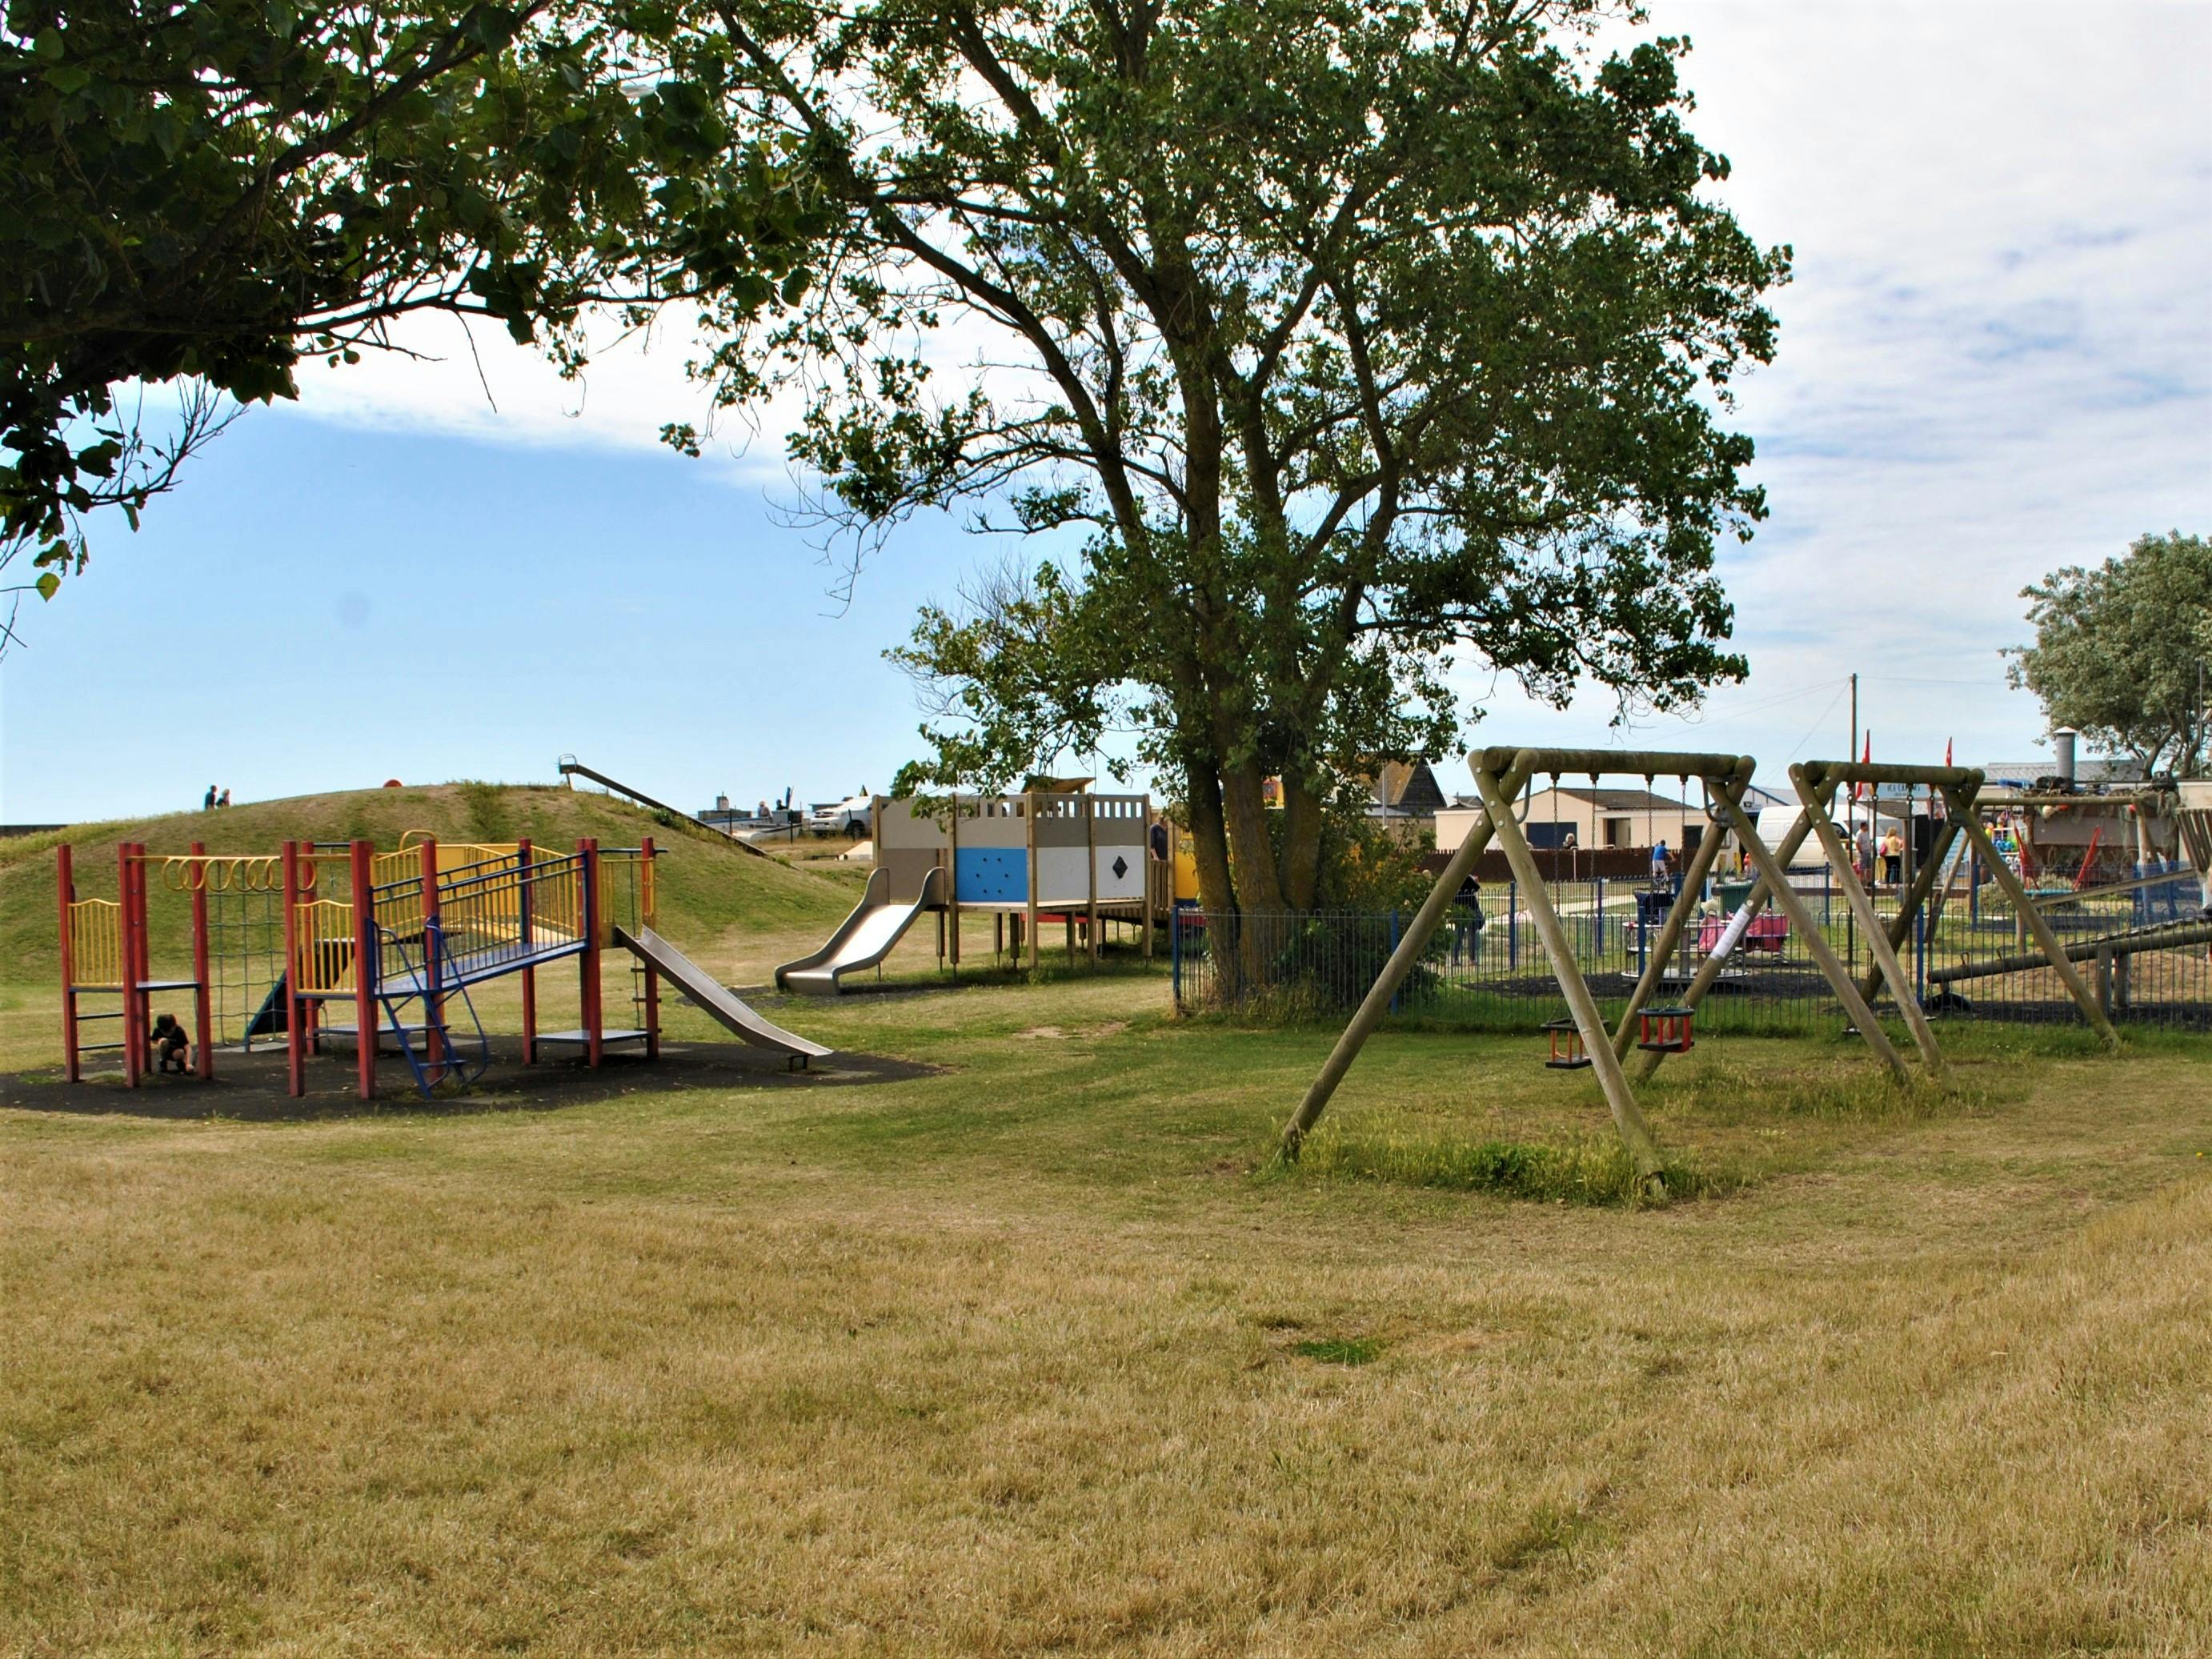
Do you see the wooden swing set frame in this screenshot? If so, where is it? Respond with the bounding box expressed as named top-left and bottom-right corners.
top-left (1276, 747), bottom-right (2122, 1197)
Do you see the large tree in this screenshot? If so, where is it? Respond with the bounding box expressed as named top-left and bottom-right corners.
top-left (1, 0), bottom-right (819, 641)
top-left (653, 0), bottom-right (1785, 972)
top-left (2010, 531), bottom-right (2212, 779)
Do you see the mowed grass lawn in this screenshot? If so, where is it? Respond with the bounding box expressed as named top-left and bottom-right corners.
top-left (4, 917), bottom-right (2211, 1654)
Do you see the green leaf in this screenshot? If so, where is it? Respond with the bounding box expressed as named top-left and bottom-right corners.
top-left (36, 572), bottom-right (61, 601)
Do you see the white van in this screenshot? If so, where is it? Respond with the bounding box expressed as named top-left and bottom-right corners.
top-left (807, 795), bottom-right (873, 836)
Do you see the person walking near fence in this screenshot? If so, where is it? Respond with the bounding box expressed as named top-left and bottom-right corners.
top-left (1449, 873), bottom-right (1485, 966)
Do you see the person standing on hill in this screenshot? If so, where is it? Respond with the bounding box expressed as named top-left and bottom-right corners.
top-left (202, 784), bottom-right (216, 811)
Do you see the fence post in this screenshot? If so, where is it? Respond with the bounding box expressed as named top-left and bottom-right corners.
top-left (1170, 907), bottom-right (1183, 1006)
top-left (351, 840), bottom-right (377, 1100)
top-left (2094, 947), bottom-right (2112, 1020)
top-left (1914, 903), bottom-right (1926, 1007)
top-left (1593, 876), bottom-right (1605, 956)
top-left (1508, 879), bottom-right (1519, 973)
top-left (1388, 910), bottom-right (1401, 1015)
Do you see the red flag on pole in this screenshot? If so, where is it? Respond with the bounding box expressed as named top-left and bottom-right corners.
top-left (1856, 733), bottom-right (1871, 800)
top-left (1945, 737), bottom-right (1954, 767)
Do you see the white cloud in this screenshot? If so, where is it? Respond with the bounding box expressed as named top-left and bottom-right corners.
top-left (291, 0), bottom-right (2212, 777)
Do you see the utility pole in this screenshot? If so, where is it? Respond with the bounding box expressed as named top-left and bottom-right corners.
top-left (1847, 671), bottom-right (1859, 972)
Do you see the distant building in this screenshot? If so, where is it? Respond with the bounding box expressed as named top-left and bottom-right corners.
top-left (1436, 782), bottom-right (1705, 855)
top-left (1368, 760), bottom-right (1448, 823)
top-left (1980, 756), bottom-right (2146, 789)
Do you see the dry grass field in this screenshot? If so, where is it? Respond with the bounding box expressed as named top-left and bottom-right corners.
top-left (5, 804), bottom-right (2211, 1654)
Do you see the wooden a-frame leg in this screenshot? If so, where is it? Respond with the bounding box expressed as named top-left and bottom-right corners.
top-left (1854, 817), bottom-right (1962, 1009)
top-left (1946, 787), bottom-right (2121, 1049)
top-left (1721, 782), bottom-right (1910, 1084)
top-left (1478, 767), bottom-right (1666, 1190)
top-left (1610, 819), bottom-right (1732, 1061)
top-left (1793, 773), bottom-right (1945, 1076)
top-left (1634, 805), bottom-right (1817, 1082)
top-left (1278, 763), bottom-right (1529, 1159)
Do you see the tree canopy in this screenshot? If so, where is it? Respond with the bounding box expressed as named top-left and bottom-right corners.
top-left (641, 0), bottom-right (1785, 952)
top-left (2010, 531), bottom-right (2212, 779)
top-left (1, 0), bottom-right (819, 638)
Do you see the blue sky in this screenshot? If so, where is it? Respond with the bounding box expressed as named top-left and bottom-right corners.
top-left (4, 0), bottom-right (2209, 823)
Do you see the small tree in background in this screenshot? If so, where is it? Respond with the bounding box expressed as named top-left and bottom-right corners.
top-left (2010, 532), bottom-right (2212, 779)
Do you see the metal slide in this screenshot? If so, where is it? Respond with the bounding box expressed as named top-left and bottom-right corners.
top-left (558, 757), bottom-right (770, 858)
top-left (614, 926), bottom-right (832, 1063)
top-left (775, 866), bottom-right (947, 996)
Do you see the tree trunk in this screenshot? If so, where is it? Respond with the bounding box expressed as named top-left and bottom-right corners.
top-left (1278, 771), bottom-right (1326, 912)
top-left (1181, 754), bottom-right (1244, 996)
top-left (1218, 759), bottom-right (1286, 990)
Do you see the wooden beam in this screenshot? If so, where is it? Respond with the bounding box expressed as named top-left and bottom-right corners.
top-left (1278, 762), bottom-right (1530, 1158)
top-left (1789, 768), bottom-right (1946, 1076)
top-left (1141, 794), bottom-right (1155, 960)
top-left (1609, 815), bottom-right (1733, 1060)
top-left (1719, 779), bottom-right (1911, 1084)
top-left (1854, 816), bottom-right (1962, 1008)
top-left (1633, 803), bottom-right (1817, 1082)
top-left (1477, 767), bottom-right (1667, 1190)
top-left (1024, 791), bottom-right (1040, 973)
top-left (1944, 786), bottom-right (2122, 1048)
top-left (1475, 746), bottom-right (1749, 783)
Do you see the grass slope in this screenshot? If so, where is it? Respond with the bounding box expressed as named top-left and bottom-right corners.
top-left (0, 783), bottom-right (858, 980)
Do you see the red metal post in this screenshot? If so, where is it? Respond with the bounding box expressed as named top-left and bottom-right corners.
top-left (351, 840), bottom-right (377, 1100)
top-left (282, 841), bottom-right (306, 1097)
top-left (516, 838), bottom-right (536, 1064)
top-left (57, 845), bottom-right (79, 1084)
top-left (419, 839), bottom-right (444, 1084)
top-left (579, 838), bottom-right (602, 1067)
top-left (640, 836), bottom-right (659, 1060)
top-left (188, 840), bottom-right (214, 1079)
top-left (118, 843), bottom-right (142, 1088)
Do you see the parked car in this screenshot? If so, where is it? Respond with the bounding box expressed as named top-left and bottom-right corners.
top-left (807, 795), bottom-right (873, 836)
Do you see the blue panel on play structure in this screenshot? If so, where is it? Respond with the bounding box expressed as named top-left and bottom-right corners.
top-left (955, 848), bottom-right (1028, 904)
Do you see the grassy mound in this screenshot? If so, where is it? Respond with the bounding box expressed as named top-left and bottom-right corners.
top-left (0, 782), bottom-right (857, 980)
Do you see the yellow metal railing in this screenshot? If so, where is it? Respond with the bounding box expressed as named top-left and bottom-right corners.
top-left (527, 851), bottom-right (583, 944)
top-left (68, 899), bottom-right (122, 989)
top-left (293, 900), bottom-right (357, 996)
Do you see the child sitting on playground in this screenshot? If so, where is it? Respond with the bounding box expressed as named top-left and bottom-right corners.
top-left (147, 1012), bottom-right (190, 1074)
